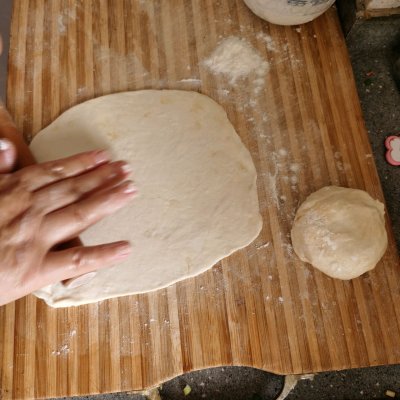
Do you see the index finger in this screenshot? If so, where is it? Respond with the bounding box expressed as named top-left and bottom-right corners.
top-left (14, 150), bottom-right (110, 191)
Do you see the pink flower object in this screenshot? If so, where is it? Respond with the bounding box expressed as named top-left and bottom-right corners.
top-left (385, 136), bottom-right (400, 166)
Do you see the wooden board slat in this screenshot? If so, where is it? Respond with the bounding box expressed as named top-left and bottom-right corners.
top-left (1, 1), bottom-right (400, 399)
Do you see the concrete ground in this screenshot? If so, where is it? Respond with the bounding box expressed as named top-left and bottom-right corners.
top-left (346, 16), bottom-right (400, 251)
top-left (1, 3), bottom-right (399, 399)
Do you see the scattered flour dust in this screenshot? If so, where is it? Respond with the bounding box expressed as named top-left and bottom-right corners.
top-left (51, 328), bottom-right (77, 356)
top-left (57, 15), bottom-right (66, 34)
top-left (266, 149), bottom-right (302, 209)
top-left (204, 36), bottom-right (269, 87)
top-left (178, 78), bottom-right (201, 84)
top-left (268, 171), bottom-right (279, 208)
top-left (256, 32), bottom-right (278, 53)
top-left (278, 148), bottom-right (288, 157)
top-left (52, 344), bottom-right (70, 356)
top-left (56, 7), bottom-right (77, 35)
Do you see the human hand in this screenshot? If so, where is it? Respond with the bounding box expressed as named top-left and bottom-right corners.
top-left (0, 139), bottom-right (136, 306)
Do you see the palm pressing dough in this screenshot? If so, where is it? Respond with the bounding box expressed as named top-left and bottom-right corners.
top-left (31, 90), bottom-right (262, 307)
top-left (291, 186), bottom-right (387, 280)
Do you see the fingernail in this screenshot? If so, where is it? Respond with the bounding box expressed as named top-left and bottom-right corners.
top-left (120, 162), bottom-right (132, 174)
top-left (115, 242), bottom-right (131, 258)
top-left (0, 139), bottom-right (11, 151)
top-left (94, 150), bottom-right (109, 164)
top-left (123, 181), bottom-right (137, 194)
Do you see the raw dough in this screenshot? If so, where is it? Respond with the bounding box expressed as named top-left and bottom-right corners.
top-left (291, 186), bottom-right (387, 280)
top-left (31, 90), bottom-right (262, 307)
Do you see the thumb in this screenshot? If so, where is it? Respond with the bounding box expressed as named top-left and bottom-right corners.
top-left (0, 139), bottom-right (17, 173)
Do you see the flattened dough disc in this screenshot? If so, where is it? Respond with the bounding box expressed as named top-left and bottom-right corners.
top-left (31, 90), bottom-right (262, 307)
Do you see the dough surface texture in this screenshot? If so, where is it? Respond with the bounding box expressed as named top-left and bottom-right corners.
top-left (291, 186), bottom-right (387, 280)
top-left (31, 90), bottom-right (262, 307)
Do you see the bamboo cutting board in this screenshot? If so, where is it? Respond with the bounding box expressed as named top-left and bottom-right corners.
top-left (1, 1), bottom-right (400, 399)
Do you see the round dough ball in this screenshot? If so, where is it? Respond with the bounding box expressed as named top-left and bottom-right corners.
top-left (291, 186), bottom-right (387, 280)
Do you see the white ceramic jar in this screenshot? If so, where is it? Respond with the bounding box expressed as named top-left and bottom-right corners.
top-left (243, 0), bottom-right (336, 25)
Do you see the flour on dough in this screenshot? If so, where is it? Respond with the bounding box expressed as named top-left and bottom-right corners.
top-left (31, 90), bottom-right (262, 307)
top-left (291, 186), bottom-right (387, 280)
